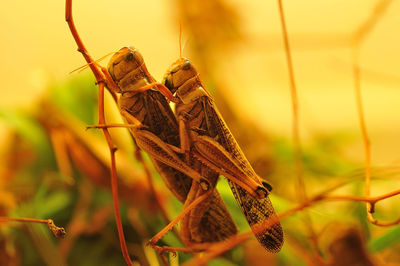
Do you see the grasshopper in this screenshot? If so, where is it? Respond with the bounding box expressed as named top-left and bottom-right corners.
top-left (85, 48), bottom-right (271, 254)
top-left (69, 45), bottom-right (241, 252)
top-left (162, 57), bottom-right (284, 252)
top-left (105, 47), bottom-right (239, 249)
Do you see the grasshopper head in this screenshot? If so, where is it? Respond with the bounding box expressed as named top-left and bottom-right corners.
top-left (108, 47), bottom-right (144, 81)
top-left (163, 58), bottom-right (209, 104)
top-left (108, 47), bottom-right (153, 93)
top-left (163, 57), bottom-right (197, 93)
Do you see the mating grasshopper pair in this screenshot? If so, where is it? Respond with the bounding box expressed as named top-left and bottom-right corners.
top-left (101, 48), bottom-right (283, 253)
top-left (66, 0), bottom-right (283, 258)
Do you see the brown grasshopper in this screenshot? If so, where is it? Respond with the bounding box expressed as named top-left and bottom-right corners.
top-left (87, 49), bottom-right (272, 252)
top-left (68, 45), bottom-right (241, 253)
top-left (162, 57), bottom-right (284, 252)
top-left (80, 46), bottom-right (242, 250)
top-left (105, 47), bottom-right (239, 250)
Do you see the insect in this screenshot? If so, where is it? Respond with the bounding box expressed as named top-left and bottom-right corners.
top-left (105, 47), bottom-right (238, 250)
top-left (162, 57), bottom-right (284, 252)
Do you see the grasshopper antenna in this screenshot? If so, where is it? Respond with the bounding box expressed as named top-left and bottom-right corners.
top-left (69, 51), bottom-right (118, 74)
top-left (179, 22), bottom-right (183, 59)
top-left (178, 22), bottom-right (189, 59)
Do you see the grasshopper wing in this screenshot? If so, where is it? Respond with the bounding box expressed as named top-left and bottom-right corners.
top-left (200, 97), bottom-right (284, 252)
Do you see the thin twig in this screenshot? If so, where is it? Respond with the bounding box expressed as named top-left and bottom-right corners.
top-left (65, 1), bottom-right (133, 265)
top-left (352, 0), bottom-right (396, 226)
top-left (277, 0), bottom-right (304, 200)
top-left (0, 217), bottom-right (66, 239)
top-left (99, 82), bottom-right (133, 265)
top-left (277, 0), bottom-right (322, 258)
top-left (353, 0), bottom-right (393, 44)
top-left (353, 46), bottom-right (372, 209)
top-left (185, 187), bottom-right (400, 265)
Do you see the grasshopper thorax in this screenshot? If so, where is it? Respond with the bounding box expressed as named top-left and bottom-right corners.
top-left (163, 58), bottom-right (210, 104)
top-left (108, 46), bottom-right (155, 94)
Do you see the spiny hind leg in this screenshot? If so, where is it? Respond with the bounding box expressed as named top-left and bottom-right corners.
top-left (176, 115), bottom-right (270, 199)
top-left (176, 115), bottom-right (271, 212)
top-left (192, 135), bottom-right (270, 199)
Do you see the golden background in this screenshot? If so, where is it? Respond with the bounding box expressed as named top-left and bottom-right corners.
top-left (1, 0), bottom-right (399, 166)
top-left (1, 0), bottom-right (400, 264)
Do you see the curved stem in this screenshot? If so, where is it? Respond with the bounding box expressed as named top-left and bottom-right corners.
top-left (352, 0), bottom-right (394, 226)
top-left (277, 0), bottom-right (322, 258)
top-left (65, 1), bottom-right (133, 265)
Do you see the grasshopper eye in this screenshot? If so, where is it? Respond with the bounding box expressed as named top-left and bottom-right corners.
top-left (182, 60), bottom-right (191, 70)
top-left (126, 52), bottom-right (134, 61)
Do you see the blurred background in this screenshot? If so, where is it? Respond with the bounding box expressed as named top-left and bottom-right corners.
top-left (1, 0), bottom-right (400, 265)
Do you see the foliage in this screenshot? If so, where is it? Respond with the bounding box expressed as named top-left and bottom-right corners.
top-left (1, 74), bottom-right (399, 265)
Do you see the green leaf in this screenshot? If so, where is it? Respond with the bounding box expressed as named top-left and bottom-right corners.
top-left (49, 74), bottom-right (98, 125)
top-left (369, 226), bottom-right (400, 252)
top-left (36, 191), bottom-right (72, 218)
top-left (209, 258), bottom-right (238, 266)
top-left (0, 108), bottom-right (54, 169)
